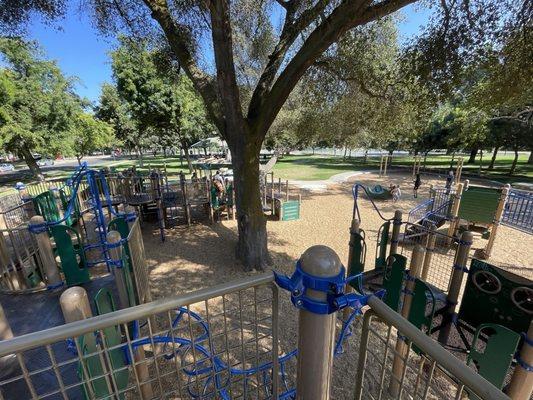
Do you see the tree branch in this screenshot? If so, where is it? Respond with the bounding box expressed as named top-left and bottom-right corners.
top-left (253, 0), bottom-right (416, 137)
top-left (247, 0), bottom-right (331, 120)
top-left (207, 0), bottom-right (245, 142)
top-left (141, 0), bottom-right (224, 133)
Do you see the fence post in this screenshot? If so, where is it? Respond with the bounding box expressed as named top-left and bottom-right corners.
top-left (421, 223), bottom-right (437, 281)
top-left (60, 286), bottom-right (93, 323)
top-left (483, 184), bottom-right (510, 258)
top-left (507, 320), bottom-right (533, 400)
top-left (389, 244), bottom-right (424, 396)
top-left (29, 215), bottom-right (62, 288)
top-left (389, 210), bottom-right (402, 258)
top-left (296, 245), bottom-right (342, 400)
top-left (107, 231), bottom-right (130, 309)
top-left (438, 231), bottom-right (473, 345)
top-left (446, 182), bottom-right (464, 242)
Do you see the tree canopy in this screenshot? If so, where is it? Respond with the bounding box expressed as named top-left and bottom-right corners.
top-left (0, 37), bottom-right (115, 175)
top-left (0, 0), bottom-right (529, 269)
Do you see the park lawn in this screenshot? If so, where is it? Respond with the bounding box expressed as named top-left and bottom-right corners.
top-left (272, 154), bottom-right (533, 184)
top-left (273, 155), bottom-right (378, 180)
top-left (1, 152), bottom-right (532, 197)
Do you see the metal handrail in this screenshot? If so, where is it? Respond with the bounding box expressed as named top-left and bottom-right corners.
top-left (362, 296), bottom-right (510, 400)
top-left (0, 272), bottom-right (275, 357)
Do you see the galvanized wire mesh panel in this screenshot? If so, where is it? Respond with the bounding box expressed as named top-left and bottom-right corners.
top-left (0, 193), bottom-right (22, 214)
top-left (399, 223), bottom-right (458, 293)
top-left (502, 188), bottom-right (533, 234)
top-left (0, 201), bottom-right (33, 230)
top-left (0, 274), bottom-right (285, 400)
top-left (127, 219), bottom-right (152, 305)
top-left (354, 305), bottom-right (509, 400)
top-left (0, 226), bottom-right (45, 294)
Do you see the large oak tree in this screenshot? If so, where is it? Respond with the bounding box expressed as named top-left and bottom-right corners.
top-left (1, 0), bottom-right (527, 269)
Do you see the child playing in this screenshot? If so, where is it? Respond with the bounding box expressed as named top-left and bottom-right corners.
top-left (390, 184), bottom-right (401, 202)
top-left (413, 173), bottom-right (421, 198)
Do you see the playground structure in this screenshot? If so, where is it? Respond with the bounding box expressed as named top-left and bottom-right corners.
top-left (404, 179), bottom-right (520, 259)
top-left (412, 155), bottom-right (464, 182)
top-left (365, 184), bottom-right (392, 200)
top-left (349, 184), bottom-right (532, 398)
top-left (0, 165), bottom-right (531, 399)
top-left (378, 154), bottom-right (391, 177)
top-left (261, 171), bottom-right (301, 221)
top-left (0, 224), bottom-right (529, 400)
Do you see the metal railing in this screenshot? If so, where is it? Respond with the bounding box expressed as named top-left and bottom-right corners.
top-left (502, 188), bottom-right (533, 234)
top-left (354, 296), bottom-right (510, 400)
top-left (0, 273), bottom-right (282, 400)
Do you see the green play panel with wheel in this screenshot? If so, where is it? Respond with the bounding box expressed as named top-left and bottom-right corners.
top-left (458, 259), bottom-right (533, 334)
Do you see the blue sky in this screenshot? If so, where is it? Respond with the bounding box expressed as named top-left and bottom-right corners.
top-left (25, 4), bottom-right (431, 104)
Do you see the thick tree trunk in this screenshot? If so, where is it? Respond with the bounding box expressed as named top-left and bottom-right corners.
top-left (230, 138), bottom-right (269, 270)
top-left (343, 147), bottom-right (348, 161)
top-left (76, 155), bottom-right (83, 166)
top-left (20, 147), bottom-right (42, 177)
top-left (467, 148), bottom-right (478, 164)
top-left (364, 149), bottom-right (368, 163)
top-left (528, 150), bottom-right (533, 164)
top-left (509, 149), bottom-right (519, 176)
top-left (488, 146), bottom-right (499, 170)
top-left (181, 143), bottom-right (194, 173)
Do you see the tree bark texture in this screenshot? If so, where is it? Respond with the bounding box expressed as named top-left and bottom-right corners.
top-left (467, 148), bottom-right (478, 164)
top-left (230, 132), bottom-right (269, 270)
top-left (510, 149), bottom-right (519, 176)
top-left (488, 146), bottom-right (499, 170)
top-left (528, 150), bottom-right (533, 164)
top-left (20, 147), bottom-right (42, 177)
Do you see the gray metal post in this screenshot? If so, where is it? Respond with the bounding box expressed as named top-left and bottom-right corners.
top-left (296, 245), bottom-right (342, 400)
top-left (438, 231), bottom-right (473, 345)
top-left (389, 210), bottom-right (402, 258)
top-left (29, 216), bottom-right (62, 288)
top-left (107, 230), bottom-right (130, 309)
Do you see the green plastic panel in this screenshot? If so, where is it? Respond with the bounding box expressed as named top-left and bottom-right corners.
top-left (467, 324), bottom-right (520, 392)
top-left (281, 201), bottom-right (300, 221)
top-left (78, 333), bottom-right (112, 399)
top-left (50, 225), bottom-right (90, 286)
top-left (408, 279), bottom-right (436, 334)
top-left (458, 259), bottom-right (533, 334)
top-left (458, 186), bottom-right (500, 224)
top-left (382, 255), bottom-right (406, 312)
top-left (94, 287), bottom-right (130, 396)
top-left (33, 191), bottom-right (60, 222)
top-left (375, 221), bottom-right (391, 270)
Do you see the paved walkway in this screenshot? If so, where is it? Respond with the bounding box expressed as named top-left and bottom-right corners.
top-left (289, 171), bottom-right (370, 191)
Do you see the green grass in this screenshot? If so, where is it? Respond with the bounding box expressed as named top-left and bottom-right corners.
top-left (1, 153), bottom-right (531, 197)
top-left (272, 153), bottom-right (533, 183)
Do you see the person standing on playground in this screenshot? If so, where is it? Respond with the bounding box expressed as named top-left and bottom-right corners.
top-left (413, 173), bottom-right (421, 198)
top-left (445, 170), bottom-right (455, 194)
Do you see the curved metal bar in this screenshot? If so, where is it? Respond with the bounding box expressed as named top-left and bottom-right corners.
top-left (352, 183), bottom-right (394, 222)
